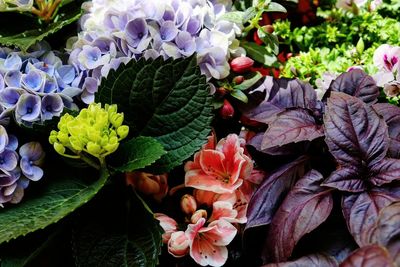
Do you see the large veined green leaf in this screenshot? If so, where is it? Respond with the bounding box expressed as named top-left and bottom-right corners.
top-left (0, 0), bottom-right (83, 51)
top-left (0, 167), bottom-right (109, 244)
top-left (96, 55), bottom-right (213, 173)
top-left (72, 191), bottom-right (163, 267)
top-left (109, 136), bottom-right (166, 172)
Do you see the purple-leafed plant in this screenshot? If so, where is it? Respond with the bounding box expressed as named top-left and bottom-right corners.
top-left (243, 69), bottom-right (400, 265)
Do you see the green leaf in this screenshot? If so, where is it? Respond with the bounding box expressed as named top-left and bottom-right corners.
top-left (0, 1), bottom-right (83, 51)
top-left (233, 72), bottom-right (263, 91)
top-left (231, 90), bottom-right (249, 103)
top-left (109, 136), bottom-right (166, 172)
top-left (242, 42), bottom-right (277, 66)
top-left (0, 167), bottom-right (109, 244)
top-left (72, 189), bottom-right (162, 267)
top-left (257, 28), bottom-right (280, 55)
top-left (243, 7), bottom-right (257, 22)
top-left (96, 55), bottom-right (213, 173)
top-left (219, 11), bottom-right (245, 24)
top-left (264, 2), bottom-right (287, 12)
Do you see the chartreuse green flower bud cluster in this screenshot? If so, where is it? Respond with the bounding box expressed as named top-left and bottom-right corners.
top-left (49, 103), bottom-right (129, 161)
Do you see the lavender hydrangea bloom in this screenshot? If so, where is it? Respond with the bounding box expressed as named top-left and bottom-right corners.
top-left (78, 45), bottom-right (111, 70)
top-left (41, 94), bottom-right (64, 120)
top-left (0, 53), bottom-right (22, 74)
top-left (21, 69), bottom-right (46, 92)
top-left (67, 0), bottom-right (243, 101)
top-left (0, 126), bottom-right (44, 206)
top-left (4, 70), bottom-right (22, 87)
top-left (15, 94), bottom-right (41, 123)
top-left (19, 142), bottom-right (45, 182)
top-left (0, 43), bottom-right (83, 124)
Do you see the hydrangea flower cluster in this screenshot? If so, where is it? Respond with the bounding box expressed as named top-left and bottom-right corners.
top-left (0, 44), bottom-right (84, 125)
top-left (67, 0), bottom-right (243, 103)
top-left (155, 133), bottom-right (263, 267)
top-left (49, 103), bottom-right (129, 161)
top-left (0, 124), bottom-right (45, 206)
top-left (372, 44), bottom-right (400, 97)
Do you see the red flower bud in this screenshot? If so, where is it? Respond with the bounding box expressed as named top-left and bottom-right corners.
top-left (262, 25), bottom-right (274, 34)
top-left (216, 87), bottom-right (227, 96)
top-left (253, 31), bottom-right (263, 45)
top-left (233, 75), bottom-right (244, 85)
top-left (180, 194), bottom-right (197, 215)
top-left (230, 56), bottom-right (254, 73)
top-left (219, 99), bottom-right (234, 119)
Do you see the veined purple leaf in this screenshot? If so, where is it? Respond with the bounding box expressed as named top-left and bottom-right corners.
top-left (373, 103), bottom-right (400, 158)
top-left (323, 92), bottom-right (390, 192)
top-left (262, 253), bottom-right (338, 267)
top-left (245, 156), bottom-right (309, 230)
top-left (376, 202), bottom-right (400, 265)
top-left (245, 78), bottom-right (317, 124)
top-left (340, 245), bottom-right (395, 267)
top-left (329, 69), bottom-right (379, 105)
top-left (261, 108), bottom-right (324, 150)
top-left (342, 186), bottom-right (400, 247)
top-left (248, 132), bottom-right (310, 156)
top-left (265, 170), bottom-right (333, 262)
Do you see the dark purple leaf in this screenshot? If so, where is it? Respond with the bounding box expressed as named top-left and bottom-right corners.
top-left (246, 156), bottom-right (309, 230)
top-left (245, 78), bottom-right (317, 124)
top-left (342, 186), bottom-right (400, 247)
top-left (262, 253), bottom-right (338, 267)
top-left (339, 245), bottom-right (395, 267)
top-left (248, 132), bottom-right (310, 155)
top-left (265, 170), bottom-right (333, 262)
top-left (376, 202), bottom-right (400, 265)
top-left (261, 108), bottom-right (324, 150)
top-left (373, 103), bottom-right (400, 158)
top-left (323, 92), bottom-right (390, 192)
top-left (329, 69), bottom-right (379, 104)
top-left (369, 158), bottom-right (400, 186)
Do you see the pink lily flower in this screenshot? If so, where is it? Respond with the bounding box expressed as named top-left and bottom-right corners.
top-left (185, 134), bottom-right (253, 194)
top-left (168, 231), bottom-right (190, 258)
top-left (185, 218), bottom-right (237, 267)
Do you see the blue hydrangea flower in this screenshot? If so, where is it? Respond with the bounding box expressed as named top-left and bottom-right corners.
top-left (77, 45), bottom-right (111, 70)
top-left (19, 142), bottom-right (45, 182)
top-left (15, 94), bottom-right (41, 123)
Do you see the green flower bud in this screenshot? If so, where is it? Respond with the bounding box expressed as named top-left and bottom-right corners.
top-left (87, 141), bottom-right (102, 156)
top-left (110, 113), bottom-right (124, 128)
top-left (57, 132), bottom-right (70, 145)
top-left (49, 103), bottom-right (129, 160)
top-left (70, 136), bottom-right (83, 151)
top-left (117, 125), bottom-right (129, 139)
top-left (54, 142), bottom-right (66, 155)
top-left (104, 142), bottom-right (119, 153)
top-left (49, 130), bottom-right (58, 144)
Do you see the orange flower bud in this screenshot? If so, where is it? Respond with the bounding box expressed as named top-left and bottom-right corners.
top-left (126, 172), bottom-right (168, 201)
top-left (180, 194), bottom-right (197, 215)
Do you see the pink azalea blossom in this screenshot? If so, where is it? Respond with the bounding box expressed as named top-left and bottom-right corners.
top-left (168, 231), bottom-right (190, 258)
top-left (185, 218), bottom-right (237, 267)
top-left (185, 134), bottom-right (253, 194)
top-left (155, 213), bottom-right (177, 244)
